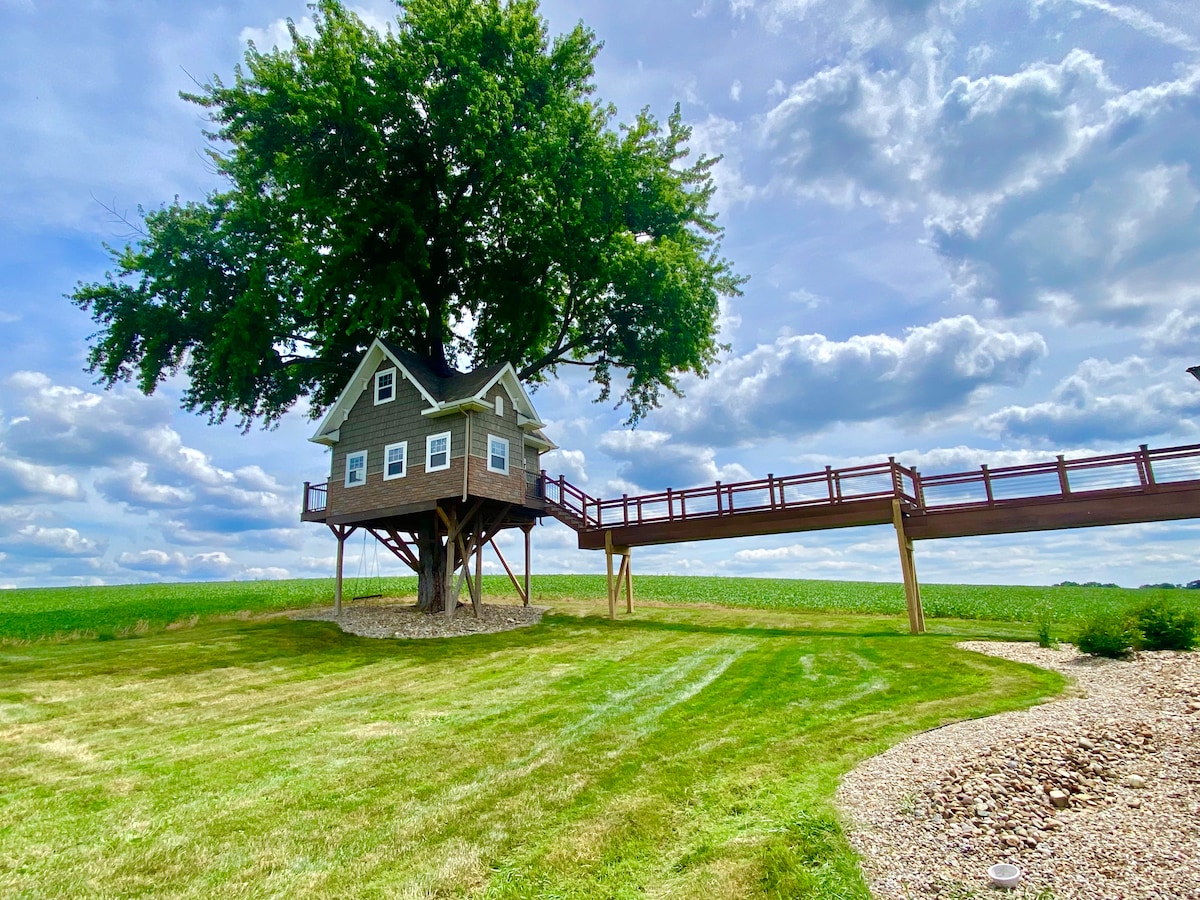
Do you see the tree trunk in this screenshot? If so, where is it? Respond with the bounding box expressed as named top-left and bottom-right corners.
top-left (416, 516), bottom-right (450, 613)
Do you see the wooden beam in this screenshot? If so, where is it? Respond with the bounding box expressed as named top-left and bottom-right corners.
top-left (892, 500), bottom-right (924, 635)
top-left (488, 537), bottom-right (526, 603)
top-left (624, 549), bottom-right (633, 613)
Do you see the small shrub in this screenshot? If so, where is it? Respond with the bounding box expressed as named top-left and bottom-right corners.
top-left (1034, 601), bottom-right (1057, 649)
top-left (1133, 601), bottom-right (1198, 651)
top-left (1076, 614), bottom-right (1138, 659)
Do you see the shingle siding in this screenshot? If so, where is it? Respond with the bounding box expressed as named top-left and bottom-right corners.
top-left (323, 359), bottom-right (539, 518)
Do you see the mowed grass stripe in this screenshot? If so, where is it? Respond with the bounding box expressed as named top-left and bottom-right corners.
top-left (0, 606), bottom-right (1062, 899)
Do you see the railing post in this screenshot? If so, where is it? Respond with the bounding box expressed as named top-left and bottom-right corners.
top-left (303, 481), bottom-right (311, 514)
top-left (1140, 444), bottom-right (1156, 488)
top-left (834, 470), bottom-right (844, 502)
top-left (637, 496), bottom-right (643, 524)
top-left (768, 474), bottom-right (776, 509)
top-left (715, 481), bottom-right (723, 515)
top-left (913, 467), bottom-right (925, 509)
top-left (981, 464), bottom-right (994, 505)
top-left (667, 487), bottom-right (674, 520)
top-left (889, 457), bottom-right (899, 497)
top-left (826, 465), bottom-right (835, 502)
top-left (1056, 455), bottom-right (1071, 496)
top-left (622, 493), bottom-right (629, 526)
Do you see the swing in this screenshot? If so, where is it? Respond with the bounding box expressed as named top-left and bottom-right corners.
top-left (351, 529), bottom-right (383, 601)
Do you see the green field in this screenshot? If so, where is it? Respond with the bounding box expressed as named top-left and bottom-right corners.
top-left (0, 591), bottom-right (1065, 899)
top-left (3, 576), bottom-right (1193, 897)
top-left (2, 574), bottom-right (1197, 643)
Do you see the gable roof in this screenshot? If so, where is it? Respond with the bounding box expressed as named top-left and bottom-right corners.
top-left (309, 338), bottom-right (555, 449)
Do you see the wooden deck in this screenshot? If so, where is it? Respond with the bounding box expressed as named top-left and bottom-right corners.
top-left (537, 443), bottom-right (1200, 549)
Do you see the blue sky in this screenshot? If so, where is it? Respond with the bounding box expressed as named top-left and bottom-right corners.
top-left (2, 0), bottom-right (1199, 590)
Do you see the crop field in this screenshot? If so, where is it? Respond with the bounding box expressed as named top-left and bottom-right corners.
top-left (0, 594), bottom-right (1064, 899)
top-left (3, 574), bottom-right (1196, 643)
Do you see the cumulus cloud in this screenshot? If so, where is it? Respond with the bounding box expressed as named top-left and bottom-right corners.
top-left (663, 316), bottom-right (1046, 444)
top-left (3, 373), bottom-right (298, 540)
top-left (542, 448), bottom-right (589, 485)
top-left (0, 457), bottom-right (84, 502)
top-left (980, 357), bottom-right (1200, 444)
top-left (116, 548), bottom-right (240, 579)
top-left (3, 525), bottom-right (106, 558)
top-left (763, 61), bottom-right (916, 207)
top-left (597, 430), bottom-right (752, 490)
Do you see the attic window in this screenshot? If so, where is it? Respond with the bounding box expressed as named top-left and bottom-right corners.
top-left (374, 368), bottom-right (396, 405)
top-left (344, 450), bottom-right (367, 487)
top-left (487, 435), bottom-right (509, 475)
top-left (426, 431), bottom-right (451, 472)
top-left (495, 395), bottom-right (505, 417)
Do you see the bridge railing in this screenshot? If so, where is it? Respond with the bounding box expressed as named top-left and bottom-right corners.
top-left (541, 458), bottom-right (920, 530)
top-left (915, 443), bottom-right (1200, 511)
top-left (303, 481), bottom-right (328, 515)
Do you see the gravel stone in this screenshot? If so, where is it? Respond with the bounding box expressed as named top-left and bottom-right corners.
top-left (294, 600), bottom-right (548, 639)
top-left (838, 642), bottom-right (1200, 899)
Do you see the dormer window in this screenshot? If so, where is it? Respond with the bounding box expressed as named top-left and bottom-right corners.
top-left (426, 431), bottom-right (451, 472)
top-left (344, 450), bottom-right (367, 487)
top-left (374, 368), bottom-right (396, 404)
top-left (495, 395), bottom-right (505, 417)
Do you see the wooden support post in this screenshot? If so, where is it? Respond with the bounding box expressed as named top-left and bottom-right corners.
top-left (473, 533), bottom-right (483, 617)
top-left (444, 506), bottom-right (457, 622)
top-left (624, 549), bottom-right (633, 613)
top-left (1056, 455), bottom-right (1071, 496)
top-left (522, 524), bottom-right (532, 608)
top-left (333, 525), bottom-right (347, 619)
top-left (1140, 444), bottom-right (1156, 488)
top-left (605, 530), bottom-right (617, 620)
top-left (892, 499), bottom-right (925, 635)
top-left (982, 464), bottom-right (994, 505)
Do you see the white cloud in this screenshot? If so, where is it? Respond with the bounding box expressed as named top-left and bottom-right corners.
top-left (663, 316), bottom-right (1046, 444)
top-left (0, 456), bottom-right (84, 502)
top-left (598, 430), bottom-right (752, 490)
top-left (5, 525), bottom-right (105, 558)
top-left (763, 61), bottom-right (917, 208)
top-left (116, 548), bottom-right (240, 579)
top-left (979, 357), bottom-right (1200, 444)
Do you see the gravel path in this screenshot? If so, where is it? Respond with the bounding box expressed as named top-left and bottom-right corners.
top-left (838, 643), bottom-right (1200, 899)
top-left (295, 600), bottom-right (548, 639)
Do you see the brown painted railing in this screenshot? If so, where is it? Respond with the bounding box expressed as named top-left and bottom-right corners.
top-left (540, 443), bottom-right (1200, 532)
top-left (541, 457), bottom-right (920, 530)
top-left (303, 481), bottom-right (328, 515)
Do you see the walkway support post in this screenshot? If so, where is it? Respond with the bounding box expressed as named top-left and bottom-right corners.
top-left (604, 530), bottom-right (632, 619)
top-left (522, 523), bottom-right (533, 608)
top-left (891, 499), bottom-right (925, 634)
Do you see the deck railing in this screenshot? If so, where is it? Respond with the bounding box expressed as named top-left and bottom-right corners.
top-left (303, 481), bottom-right (328, 515)
top-left (538, 443), bottom-right (1200, 532)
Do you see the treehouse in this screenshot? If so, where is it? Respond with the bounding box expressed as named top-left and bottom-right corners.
top-left (301, 338), bottom-right (556, 618)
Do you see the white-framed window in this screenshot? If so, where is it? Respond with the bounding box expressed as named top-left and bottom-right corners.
top-left (426, 431), bottom-right (451, 472)
top-left (495, 395), bottom-right (505, 417)
top-left (487, 435), bottom-right (509, 475)
top-left (383, 441), bottom-right (407, 480)
top-left (344, 450), bottom-right (367, 487)
top-left (374, 367), bottom-right (396, 405)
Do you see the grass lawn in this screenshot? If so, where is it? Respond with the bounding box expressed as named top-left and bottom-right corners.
top-left (0, 595), bottom-right (1064, 899)
top-left (3, 574), bottom-right (1197, 642)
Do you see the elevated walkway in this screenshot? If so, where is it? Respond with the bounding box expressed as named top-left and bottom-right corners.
top-left (536, 443), bottom-right (1200, 632)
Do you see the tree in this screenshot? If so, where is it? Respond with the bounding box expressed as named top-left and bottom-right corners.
top-left (72, 0), bottom-right (743, 609)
